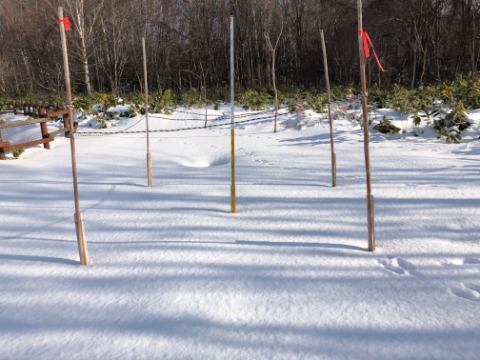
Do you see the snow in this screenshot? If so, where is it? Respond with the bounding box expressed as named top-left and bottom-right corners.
top-left (1, 105), bottom-right (479, 359)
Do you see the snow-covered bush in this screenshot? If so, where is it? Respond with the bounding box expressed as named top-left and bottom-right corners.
top-left (91, 115), bottom-right (111, 129)
top-left (12, 148), bottom-right (24, 159)
top-left (374, 116), bottom-right (401, 135)
top-left (433, 101), bottom-right (470, 143)
top-left (411, 108), bottom-right (442, 136)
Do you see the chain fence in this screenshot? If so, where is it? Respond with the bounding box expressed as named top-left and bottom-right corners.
top-left (75, 110), bottom-right (289, 137)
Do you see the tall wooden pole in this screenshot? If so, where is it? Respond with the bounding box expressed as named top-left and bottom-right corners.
top-left (230, 14), bottom-right (236, 213)
top-left (58, 7), bottom-right (89, 265)
top-left (320, 29), bottom-right (336, 188)
top-left (357, 0), bottom-right (375, 251)
top-left (142, 37), bottom-right (153, 187)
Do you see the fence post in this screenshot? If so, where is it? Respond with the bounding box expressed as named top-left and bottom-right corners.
top-left (39, 104), bottom-right (46, 118)
top-left (63, 111), bottom-right (70, 136)
top-left (0, 119), bottom-right (6, 160)
top-left (40, 121), bottom-right (51, 150)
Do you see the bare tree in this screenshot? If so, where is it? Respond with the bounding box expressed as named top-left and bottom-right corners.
top-left (2, 0), bottom-right (480, 94)
top-left (96, 0), bottom-right (132, 93)
top-left (64, 0), bottom-right (105, 95)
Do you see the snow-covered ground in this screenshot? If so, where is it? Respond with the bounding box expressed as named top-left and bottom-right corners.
top-left (1, 106), bottom-right (479, 359)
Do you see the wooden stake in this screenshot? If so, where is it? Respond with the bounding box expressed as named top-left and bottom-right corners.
top-left (59, 7), bottom-right (89, 265)
top-left (0, 124), bottom-right (6, 160)
top-left (230, 15), bottom-right (236, 213)
top-left (142, 37), bottom-right (153, 187)
top-left (75, 212), bottom-right (89, 265)
top-left (40, 122), bottom-right (51, 150)
top-left (320, 29), bottom-right (337, 188)
top-left (357, 0), bottom-right (375, 251)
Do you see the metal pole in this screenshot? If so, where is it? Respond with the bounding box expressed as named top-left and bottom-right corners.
top-left (320, 29), bottom-right (336, 188)
top-left (58, 6), bottom-right (89, 265)
top-left (142, 37), bottom-right (153, 187)
top-left (357, 0), bottom-right (375, 251)
top-left (230, 14), bottom-right (236, 213)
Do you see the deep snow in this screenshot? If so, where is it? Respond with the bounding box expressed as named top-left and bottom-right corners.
top-left (1, 106), bottom-right (479, 359)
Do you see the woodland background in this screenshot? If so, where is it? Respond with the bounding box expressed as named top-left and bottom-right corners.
top-left (1, 0), bottom-right (480, 95)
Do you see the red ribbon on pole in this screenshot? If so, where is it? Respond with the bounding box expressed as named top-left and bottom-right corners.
top-left (58, 17), bottom-right (71, 31)
top-left (358, 30), bottom-right (385, 72)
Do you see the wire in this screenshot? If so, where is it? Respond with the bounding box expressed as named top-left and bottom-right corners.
top-left (149, 109), bottom-right (279, 121)
top-left (76, 112), bottom-right (288, 137)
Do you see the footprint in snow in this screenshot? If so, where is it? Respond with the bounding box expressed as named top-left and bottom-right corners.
top-left (378, 258), bottom-right (423, 277)
top-left (441, 257), bottom-right (480, 266)
top-left (450, 283), bottom-right (480, 302)
top-left (254, 159), bottom-right (267, 164)
top-left (442, 258), bottom-right (480, 301)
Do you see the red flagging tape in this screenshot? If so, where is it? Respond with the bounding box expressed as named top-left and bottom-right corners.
top-left (358, 30), bottom-right (385, 72)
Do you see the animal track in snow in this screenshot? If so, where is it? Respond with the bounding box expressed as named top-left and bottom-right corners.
top-left (378, 258), bottom-right (423, 276)
top-left (241, 150), bottom-right (270, 165)
top-left (450, 283), bottom-right (480, 302)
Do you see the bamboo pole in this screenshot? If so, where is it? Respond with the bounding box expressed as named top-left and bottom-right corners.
top-left (230, 14), bottom-right (236, 213)
top-left (142, 37), bottom-right (153, 187)
top-left (320, 29), bottom-right (336, 188)
top-left (357, 0), bottom-right (375, 251)
top-left (58, 7), bottom-right (89, 265)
